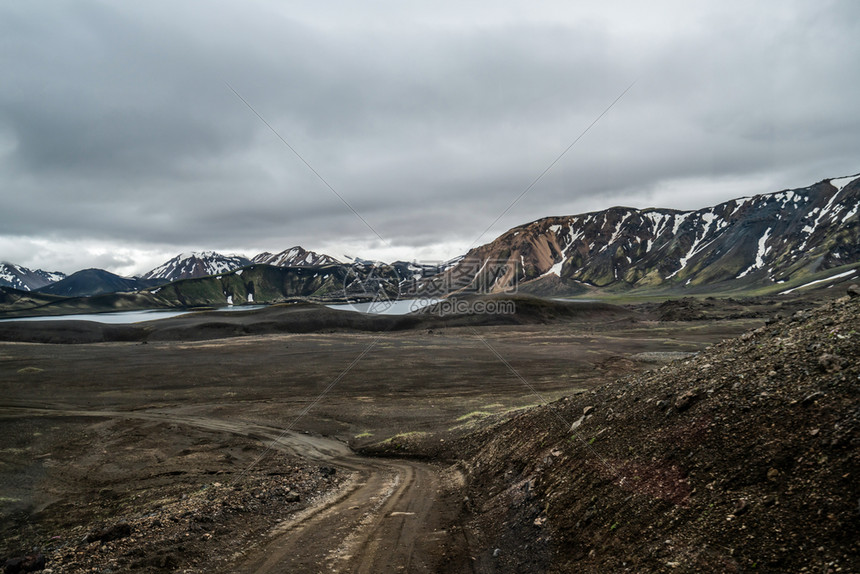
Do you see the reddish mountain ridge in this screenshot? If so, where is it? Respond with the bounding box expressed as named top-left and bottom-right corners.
top-left (430, 175), bottom-right (860, 295)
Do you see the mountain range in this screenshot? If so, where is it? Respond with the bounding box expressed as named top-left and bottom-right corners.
top-left (141, 248), bottom-right (343, 283)
top-left (0, 247), bottom-right (341, 295)
top-left (1, 173), bottom-right (858, 308)
top-left (425, 174), bottom-right (860, 296)
top-left (252, 247), bottom-right (340, 268)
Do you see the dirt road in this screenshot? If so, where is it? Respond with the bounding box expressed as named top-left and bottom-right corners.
top-left (242, 458), bottom-right (446, 574)
top-left (6, 405), bottom-right (460, 573)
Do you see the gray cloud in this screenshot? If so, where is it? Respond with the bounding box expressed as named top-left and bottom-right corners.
top-left (1, 0), bottom-right (858, 275)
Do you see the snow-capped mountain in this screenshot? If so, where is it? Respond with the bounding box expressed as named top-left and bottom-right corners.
top-left (143, 248), bottom-right (340, 283)
top-left (0, 262), bottom-right (65, 291)
top-left (251, 247), bottom-right (340, 267)
top-left (142, 251), bottom-right (252, 282)
top-left (429, 174), bottom-right (860, 294)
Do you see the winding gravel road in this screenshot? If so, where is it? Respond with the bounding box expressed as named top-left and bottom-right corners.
top-left (6, 405), bottom-right (461, 573)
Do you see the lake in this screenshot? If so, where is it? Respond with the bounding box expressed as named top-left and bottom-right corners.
top-left (0, 305), bottom-right (268, 324)
top-left (325, 298), bottom-right (439, 315)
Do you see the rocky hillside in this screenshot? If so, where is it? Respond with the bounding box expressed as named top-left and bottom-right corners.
top-left (0, 287), bottom-right (64, 314)
top-left (449, 286), bottom-right (860, 572)
top-left (0, 262), bottom-right (65, 291)
top-left (146, 263), bottom-right (352, 307)
top-left (432, 174), bottom-right (860, 295)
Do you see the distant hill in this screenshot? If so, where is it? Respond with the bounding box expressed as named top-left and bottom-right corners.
top-left (428, 174), bottom-right (860, 295)
top-left (35, 268), bottom-right (164, 297)
top-left (0, 262), bottom-right (65, 291)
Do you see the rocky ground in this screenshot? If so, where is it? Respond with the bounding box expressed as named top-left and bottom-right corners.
top-left (638, 293), bottom-right (829, 322)
top-left (1, 417), bottom-right (348, 573)
top-left (437, 287), bottom-right (860, 572)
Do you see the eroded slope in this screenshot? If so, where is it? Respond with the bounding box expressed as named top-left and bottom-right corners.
top-left (452, 289), bottom-right (859, 572)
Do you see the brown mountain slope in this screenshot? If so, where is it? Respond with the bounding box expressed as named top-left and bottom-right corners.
top-left (449, 287), bottom-right (860, 572)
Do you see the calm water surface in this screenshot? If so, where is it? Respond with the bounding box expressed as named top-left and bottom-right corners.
top-left (0, 305), bottom-right (268, 324)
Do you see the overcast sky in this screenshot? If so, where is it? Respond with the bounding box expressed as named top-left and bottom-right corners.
top-left (1, 1), bottom-right (858, 276)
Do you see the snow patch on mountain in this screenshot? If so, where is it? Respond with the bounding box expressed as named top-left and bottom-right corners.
top-left (736, 227), bottom-right (773, 279)
top-left (780, 268), bottom-right (857, 294)
top-left (829, 174), bottom-right (859, 192)
top-left (541, 260), bottom-right (564, 278)
top-left (667, 211), bottom-right (717, 279)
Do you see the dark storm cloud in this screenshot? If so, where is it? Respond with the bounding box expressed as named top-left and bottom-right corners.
top-left (1, 1), bottom-right (859, 274)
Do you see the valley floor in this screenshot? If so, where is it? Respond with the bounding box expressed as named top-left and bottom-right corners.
top-left (0, 292), bottom-right (855, 572)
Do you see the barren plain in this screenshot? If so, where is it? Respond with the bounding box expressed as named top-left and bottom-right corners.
top-left (0, 292), bottom-right (849, 572)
